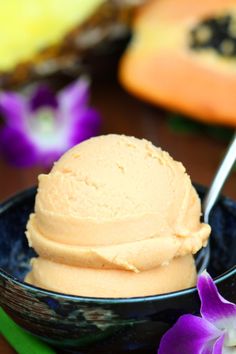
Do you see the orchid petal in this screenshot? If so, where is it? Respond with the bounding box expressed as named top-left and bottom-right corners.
top-left (213, 334), bottom-right (225, 353)
top-left (30, 85), bottom-right (58, 111)
top-left (158, 314), bottom-right (222, 354)
top-left (58, 78), bottom-right (90, 116)
top-left (38, 149), bottom-right (65, 167)
top-left (67, 108), bottom-right (101, 147)
top-left (198, 272), bottom-right (236, 330)
top-left (0, 92), bottom-right (26, 129)
top-left (0, 127), bottom-right (38, 167)
top-left (0, 79), bottom-right (100, 168)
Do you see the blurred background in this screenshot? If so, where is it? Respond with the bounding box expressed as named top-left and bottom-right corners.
top-left (1, 0), bottom-right (236, 202)
top-left (2, 1), bottom-right (236, 352)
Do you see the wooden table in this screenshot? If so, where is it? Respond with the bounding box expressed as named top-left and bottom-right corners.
top-left (1, 79), bottom-right (236, 353)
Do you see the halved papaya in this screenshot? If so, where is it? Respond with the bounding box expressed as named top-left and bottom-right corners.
top-left (119, 0), bottom-right (236, 127)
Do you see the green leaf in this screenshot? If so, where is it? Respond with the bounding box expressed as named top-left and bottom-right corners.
top-left (0, 307), bottom-right (55, 354)
top-left (167, 114), bottom-right (203, 134)
top-left (167, 113), bottom-right (233, 141)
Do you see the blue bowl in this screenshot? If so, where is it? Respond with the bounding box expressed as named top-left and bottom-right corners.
top-left (0, 186), bottom-right (236, 354)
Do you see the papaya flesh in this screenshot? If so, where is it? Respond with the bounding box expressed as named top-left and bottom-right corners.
top-left (119, 0), bottom-right (236, 127)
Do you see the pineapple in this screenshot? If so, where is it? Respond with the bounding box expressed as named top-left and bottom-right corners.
top-left (0, 0), bottom-right (144, 88)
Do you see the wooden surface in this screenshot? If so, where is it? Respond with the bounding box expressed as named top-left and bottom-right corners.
top-left (1, 79), bottom-right (236, 353)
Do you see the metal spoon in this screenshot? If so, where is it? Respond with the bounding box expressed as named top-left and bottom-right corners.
top-left (196, 131), bottom-right (236, 273)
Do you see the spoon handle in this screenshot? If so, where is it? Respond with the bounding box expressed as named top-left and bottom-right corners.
top-left (197, 132), bottom-right (236, 273)
top-left (203, 131), bottom-right (236, 223)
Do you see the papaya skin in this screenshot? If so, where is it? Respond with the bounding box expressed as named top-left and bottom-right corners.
top-left (119, 0), bottom-right (236, 127)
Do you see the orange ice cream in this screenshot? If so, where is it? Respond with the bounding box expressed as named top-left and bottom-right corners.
top-left (25, 134), bottom-right (211, 297)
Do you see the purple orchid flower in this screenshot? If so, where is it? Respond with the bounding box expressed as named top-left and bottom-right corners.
top-left (0, 78), bottom-right (101, 167)
top-left (158, 272), bottom-right (236, 354)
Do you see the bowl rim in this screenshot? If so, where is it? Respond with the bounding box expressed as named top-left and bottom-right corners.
top-left (0, 186), bottom-right (236, 304)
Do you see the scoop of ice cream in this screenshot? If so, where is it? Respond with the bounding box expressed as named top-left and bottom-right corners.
top-left (25, 134), bottom-right (210, 297)
top-left (25, 255), bottom-right (196, 297)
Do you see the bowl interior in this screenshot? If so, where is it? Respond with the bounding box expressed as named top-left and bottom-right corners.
top-left (0, 185), bottom-right (236, 290)
top-left (0, 188), bottom-right (36, 281)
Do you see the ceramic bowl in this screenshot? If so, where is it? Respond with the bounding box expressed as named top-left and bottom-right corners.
top-left (0, 186), bottom-right (236, 354)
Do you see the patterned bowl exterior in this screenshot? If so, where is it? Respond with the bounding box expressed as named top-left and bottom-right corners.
top-left (0, 186), bottom-right (236, 354)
